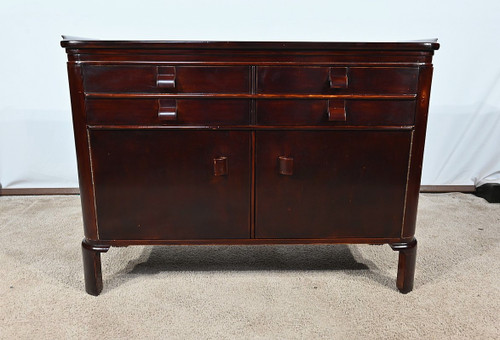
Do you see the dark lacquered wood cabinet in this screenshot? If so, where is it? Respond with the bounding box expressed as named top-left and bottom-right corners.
top-left (62, 39), bottom-right (439, 295)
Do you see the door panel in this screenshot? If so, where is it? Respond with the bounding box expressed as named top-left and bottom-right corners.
top-left (255, 130), bottom-right (412, 238)
top-left (89, 130), bottom-right (251, 240)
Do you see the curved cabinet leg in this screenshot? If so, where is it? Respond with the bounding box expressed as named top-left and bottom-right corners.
top-left (390, 238), bottom-right (417, 294)
top-left (81, 239), bottom-right (110, 296)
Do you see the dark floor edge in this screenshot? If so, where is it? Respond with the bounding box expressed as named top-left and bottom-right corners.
top-left (0, 186), bottom-right (476, 196)
top-left (474, 183), bottom-right (500, 203)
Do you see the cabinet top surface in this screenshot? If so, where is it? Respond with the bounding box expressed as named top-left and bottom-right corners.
top-left (60, 39), bottom-right (439, 51)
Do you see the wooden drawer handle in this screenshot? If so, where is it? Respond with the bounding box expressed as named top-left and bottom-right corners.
top-left (158, 99), bottom-right (177, 121)
top-left (278, 156), bottom-right (293, 176)
top-left (157, 66), bottom-right (176, 88)
top-left (328, 99), bottom-right (347, 121)
top-left (329, 67), bottom-right (348, 88)
top-left (213, 157), bottom-right (228, 176)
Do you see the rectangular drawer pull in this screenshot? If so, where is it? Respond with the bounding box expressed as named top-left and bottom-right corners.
top-left (158, 99), bottom-right (177, 121)
top-left (278, 156), bottom-right (294, 176)
top-left (213, 157), bottom-right (228, 176)
top-left (328, 99), bottom-right (347, 121)
top-left (329, 67), bottom-right (348, 88)
top-left (157, 66), bottom-right (176, 88)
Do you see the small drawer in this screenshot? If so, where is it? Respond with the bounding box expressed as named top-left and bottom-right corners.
top-left (86, 99), bottom-right (250, 125)
top-left (82, 65), bottom-right (250, 93)
top-left (257, 66), bottom-right (419, 94)
top-left (256, 100), bottom-right (416, 126)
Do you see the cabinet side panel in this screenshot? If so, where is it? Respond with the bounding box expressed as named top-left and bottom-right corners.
top-left (402, 66), bottom-right (434, 238)
top-left (66, 63), bottom-right (98, 240)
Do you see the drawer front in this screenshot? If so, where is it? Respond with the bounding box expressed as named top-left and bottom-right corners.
top-left (82, 65), bottom-right (250, 93)
top-left (86, 99), bottom-right (250, 125)
top-left (257, 66), bottom-right (419, 94)
top-left (256, 100), bottom-right (415, 126)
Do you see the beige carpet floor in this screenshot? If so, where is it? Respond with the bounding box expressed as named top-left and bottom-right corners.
top-left (0, 193), bottom-right (499, 339)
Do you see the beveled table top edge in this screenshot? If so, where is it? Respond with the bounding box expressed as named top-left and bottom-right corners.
top-left (60, 39), bottom-right (440, 51)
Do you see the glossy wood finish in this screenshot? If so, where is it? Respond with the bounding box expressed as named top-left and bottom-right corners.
top-left (86, 99), bottom-right (251, 125)
top-left (157, 99), bottom-right (177, 121)
top-left (66, 64), bottom-right (99, 240)
top-left (84, 237), bottom-right (404, 246)
top-left (81, 240), bottom-right (109, 296)
top-left (390, 238), bottom-right (417, 293)
top-left (257, 67), bottom-right (419, 94)
top-left (255, 130), bottom-right (412, 238)
top-left (89, 129), bottom-right (251, 240)
top-left (62, 39), bottom-right (438, 295)
top-left (156, 66), bottom-right (176, 88)
top-left (83, 65), bottom-right (250, 93)
top-left (88, 98), bottom-right (414, 127)
top-left (278, 156), bottom-right (294, 176)
top-left (256, 99), bottom-right (415, 126)
top-left (402, 66), bottom-right (434, 238)
top-left (329, 67), bottom-right (349, 88)
top-left (327, 99), bottom-right (347, 121)
top-left (61, 40), bottom-right (440, 51)
top-left (213, 156), bottom-right (229, 177)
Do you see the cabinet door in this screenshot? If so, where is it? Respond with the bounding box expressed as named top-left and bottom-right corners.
top-left (255, 130), bottom-right (412, 239)
top-left (89, 130), bottom-right (251, 240)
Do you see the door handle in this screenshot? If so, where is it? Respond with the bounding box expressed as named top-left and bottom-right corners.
top-left (327, 99), bottom-right (347, 121)
top-left (157, 66), bottom-right (176, 88)
top-left (158, 99), bottom-right (177, 121)
top-left (329, 67), bottom-right (348, 89)
top-left (278, 156), bottom-right (293, 176)
top-left (213, 157), bottom-right (228, 176)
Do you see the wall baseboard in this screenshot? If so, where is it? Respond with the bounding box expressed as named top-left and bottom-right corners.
top-left (419, 185), bottom-right (475, 193)
top-left (0, 185), bottom-right (476, 196)
top-left (0, 188), bottom-right (80, 196)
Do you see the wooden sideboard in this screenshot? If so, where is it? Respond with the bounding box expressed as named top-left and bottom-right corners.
top-left (61, 39), bottom-right (439, 295)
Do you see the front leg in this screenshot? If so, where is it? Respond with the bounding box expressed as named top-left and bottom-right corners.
top-left (390, 238), bottom-right (417, 294)
top-left (81, 239), bottom-right (110, 296)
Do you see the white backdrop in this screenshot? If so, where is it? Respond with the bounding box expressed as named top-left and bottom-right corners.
top-left (1, 0), bottom-right (499, 188)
